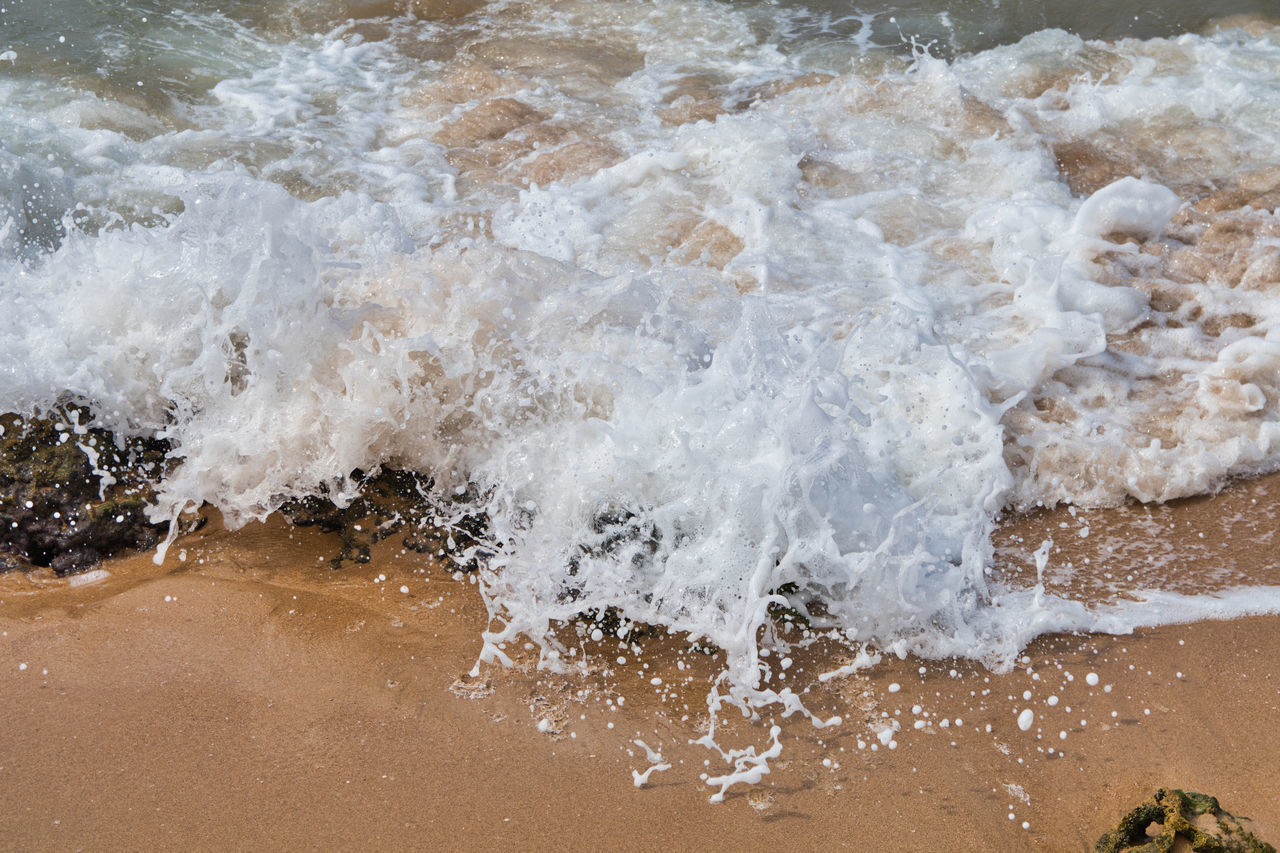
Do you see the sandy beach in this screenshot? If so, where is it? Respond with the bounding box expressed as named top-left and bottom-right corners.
top-left (3, 477), bottom-right (1278, 851)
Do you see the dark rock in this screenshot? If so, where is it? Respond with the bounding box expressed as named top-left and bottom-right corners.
top-left (0, 408), bottom-right (169, 575)
top-left (279, 467), bottom-right (489, 571)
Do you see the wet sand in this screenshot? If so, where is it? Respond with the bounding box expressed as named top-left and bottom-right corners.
top-left (3, 480), bottom-right (1279, 851)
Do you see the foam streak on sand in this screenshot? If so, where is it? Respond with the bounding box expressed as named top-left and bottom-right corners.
top-left (5, 0), bottom-right (1280, 796)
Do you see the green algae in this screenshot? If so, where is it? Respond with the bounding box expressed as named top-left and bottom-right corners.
top-left (1095, 788), bottom-right (1276, 853)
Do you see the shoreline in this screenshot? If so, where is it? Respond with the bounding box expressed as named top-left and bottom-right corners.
top-left (4, 5), bottom-right (1280, 850)
top-left (3, 480), bottom-right (1279, 849)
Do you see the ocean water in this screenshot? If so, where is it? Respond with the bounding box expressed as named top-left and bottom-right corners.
top-left (5, 0), bottom-right (1280, 740)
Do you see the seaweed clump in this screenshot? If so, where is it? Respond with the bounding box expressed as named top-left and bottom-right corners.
top-left (0, 408), bottom-right (169, 575)
top-left (279, 468), bottom-right (489, 571)
top-left (1096, 788), bottom-right (1276, 853)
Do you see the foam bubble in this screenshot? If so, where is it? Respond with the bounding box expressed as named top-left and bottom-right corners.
top-left (1017, 708), bottom-right (1035, 731)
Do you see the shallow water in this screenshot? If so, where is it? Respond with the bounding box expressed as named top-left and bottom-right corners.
top-left (4, 0), bottom-right (1280, 725)
top-left (779, 0), bottom-right (1280, 53)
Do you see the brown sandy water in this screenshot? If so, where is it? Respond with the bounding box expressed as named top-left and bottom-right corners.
top-left (3, 478), bottom-right (1279, 850)
top-left (994, 471), bottom-right (1280, 603)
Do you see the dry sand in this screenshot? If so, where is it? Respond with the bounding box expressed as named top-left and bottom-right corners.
top-left (3, 477), bottom-right (1279, 851)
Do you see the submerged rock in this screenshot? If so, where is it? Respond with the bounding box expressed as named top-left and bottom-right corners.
top-left (1095, 788), bottom-right (1276, 853)
top-left (0, 408), bottom-right (169, 575)
top-left (280, 468), bottom-right (489, 571)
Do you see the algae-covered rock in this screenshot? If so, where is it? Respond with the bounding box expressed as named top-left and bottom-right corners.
top-left (280, 467), bottom-right (489, 571)
top-left (1096, 788), bottom-right (1276, 853)
top-left (0, 408), bottom-right (169, 575)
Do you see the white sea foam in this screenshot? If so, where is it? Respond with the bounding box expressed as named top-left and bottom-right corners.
top-left (5, 0), bottom-right (1280, 789)
top-left (67, 568), bottom-right (110, 587)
